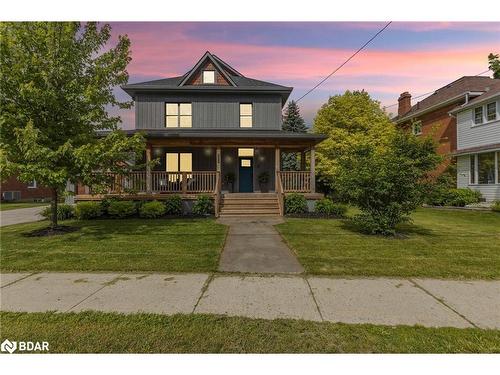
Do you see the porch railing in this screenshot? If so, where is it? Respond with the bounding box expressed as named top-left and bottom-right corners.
top-left (278, 171), bottom-right (311, 193)
top-left (97, 171), bottom-right (218, 195)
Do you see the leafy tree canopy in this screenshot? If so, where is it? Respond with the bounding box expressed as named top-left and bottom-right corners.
top-left (312, 90), bottom-right (396, 190)
top-left (488, 53), bottom-right (500, 79)
top-left (0, 22), bottom-right (145, 228)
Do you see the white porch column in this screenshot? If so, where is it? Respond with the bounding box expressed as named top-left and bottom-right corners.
top-left (216, 147), bottom-right (221, 173)
top-left (145, 144), bottom-right (152, 194)
top-left (310, 146), bottom-right (316, 194)
top-left (275, 147), bottom-right (280, 191)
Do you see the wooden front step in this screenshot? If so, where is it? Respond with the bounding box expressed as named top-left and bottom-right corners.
top-left (219, 193), bottom-right (280, 217)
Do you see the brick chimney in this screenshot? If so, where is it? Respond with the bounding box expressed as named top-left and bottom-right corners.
top-left (398, 92), bottom-right (412, 116)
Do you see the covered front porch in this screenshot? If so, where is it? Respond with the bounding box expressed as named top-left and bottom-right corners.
top-left (75, 129), bottom-right (326, 216)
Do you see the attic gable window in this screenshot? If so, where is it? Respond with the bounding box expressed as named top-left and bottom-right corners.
top-left (202, 70), bottom-right (215, 84)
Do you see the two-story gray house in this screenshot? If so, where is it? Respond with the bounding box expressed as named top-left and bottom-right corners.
top-left (76, 52), bottom-right (326, 216)
top-left (451, 80), bottom-right (500, 202)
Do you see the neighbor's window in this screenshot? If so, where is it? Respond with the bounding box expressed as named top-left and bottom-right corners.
top-left (486, 102), bottom-right (497, 122)
top-left (477, 152), bottom-right (495, 184)
top-left (202, 70), bottom-right (215, 84)
top-left (474, 106), bottom-right (484, 125)
top-left (470, 155), bottom-right (476, 184)
top-left (240, 103), bottom-right (253, 128)
top-left (166, 103), bottom-right (192, 128)
top-left (27, 180), bottom-right (37, 189)
top-left (411, 120), bottom-right (422, 135)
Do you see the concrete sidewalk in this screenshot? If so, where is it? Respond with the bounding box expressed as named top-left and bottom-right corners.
top-left (0, 206), bottom-right (46, 227)
top-left (2, 272), bottom-right (499, 329)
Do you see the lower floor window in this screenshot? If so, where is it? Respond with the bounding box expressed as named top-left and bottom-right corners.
top-left (166, 153), bottom-right (192, 181)
top-left (471, 152), bottom-right (497, 185)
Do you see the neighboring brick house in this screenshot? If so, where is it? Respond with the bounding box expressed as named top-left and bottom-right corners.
top-left (394, 76), bottom-right (498, 174)
top-left (0, 176), bottom-right (52, 202)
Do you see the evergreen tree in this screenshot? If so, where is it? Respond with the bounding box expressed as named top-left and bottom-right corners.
top-left (281, 101), bottom-right (307, 170)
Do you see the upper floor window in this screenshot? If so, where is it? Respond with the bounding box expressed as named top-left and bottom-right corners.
top-left (27, 180), bottom-right (37, 189)
top-left (486, 102), bottom-right (497, 122)
top-left (166, 103), bottom-right (192, 128)
top-left (474, 106), bottom-right (484, 125)
top-left (202, 70), bottom-right (215, 84)
top-left (411, 120), bottom-right (422, 135)
top-left (240, 103), bottom-right (253, 128)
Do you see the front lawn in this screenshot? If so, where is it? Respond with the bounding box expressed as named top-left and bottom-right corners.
top-left (1, 311), bottom-right (498, 353)
top-left (276, 208), bottom-right (500, 279)
top-left (0, 218), bottom-right (227, 273)
top-left (0, 202), bottom-right (49, 211)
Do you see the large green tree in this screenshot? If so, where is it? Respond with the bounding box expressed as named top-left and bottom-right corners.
top-left (281, 100), bottom-right (307, 170)
top-left (0, 22), bottom-right (145, 229)
top-left (312, 90), bottom-right (396, 193)
top-left (488, 53), bottom-right (500, 79)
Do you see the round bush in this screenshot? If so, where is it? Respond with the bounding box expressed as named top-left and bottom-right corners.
top-left (315, 198), bottom-right (347, 217)
top-left (492, 201), bottom-right (500, 212)
top-left (284, 193), bottom-right (308, 214)
top-left (107, 200), bottom-right (136, 218)
top-left (41, 204), bottom-right (75, 221)
top-left (192, 195), bottom-right (213, 215)
top-left (139, 200), bottom-right (166, 218)
top-left (75, 201), bottom-right (103, 220)
top-left (164, 195), bottom-right (183, 215)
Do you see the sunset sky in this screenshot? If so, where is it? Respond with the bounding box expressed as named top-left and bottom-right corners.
top-left (108, 22), bottom-right (500, 129)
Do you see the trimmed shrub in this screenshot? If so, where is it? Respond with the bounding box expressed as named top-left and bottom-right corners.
top-left (107, 200), bottom-right (136, 218)
top-left (75, 201), bottom-right (103, 220)
top-left (284, 193), bottom-right (307, 214)
top-left (349, 212), bottom-right (406, 236)
top-left (192, 195), bottom-right (214, 215)
top-left (139, 200), bottom-right (166, 218)
top-left (164, 194), bottom-right (183, 215)
top-left (492, 201), bottom-right (500, 212)
top-left (41, 204), bottom-right (75, 221)
top-left (315, 198), bottom-right (347, 217)
top-left (428, 188), bottom-right (482, 207)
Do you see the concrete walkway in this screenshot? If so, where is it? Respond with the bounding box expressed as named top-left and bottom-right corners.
top-left (0, 206), bottom-right (46, 227)
top-left (2, 272), bottom-right (499, 329)
top-left (217, 217), bottom-right (304, 274)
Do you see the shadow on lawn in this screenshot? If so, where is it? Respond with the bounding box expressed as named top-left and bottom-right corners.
top-left (339, 218), bottom-right (435, 238)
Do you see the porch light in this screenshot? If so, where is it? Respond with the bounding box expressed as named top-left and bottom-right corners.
top-left (224, 155), bottom-right (233, 164)
top-left (204, 147), bottom-right (213, 156)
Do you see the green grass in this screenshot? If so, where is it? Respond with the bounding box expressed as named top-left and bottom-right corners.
top-left (276, 208), bottom-right (500, 279)
top-left (0, 218), bottom-right (227, 273)
top-left (1, 311), bottom-right (498, 353)
top-left (0, 202), bottom-right (49, 211)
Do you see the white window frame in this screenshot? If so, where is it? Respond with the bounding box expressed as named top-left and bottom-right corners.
top-left (486, 101), bottom-right (497, 122)
top-left (411, 120), bottom-right (422, 136)
top-left (472, 151), bottom-right (499, 185)
top-left (473, 106), bottom-right (484, 125)
top-left (239, 103), bottom-right (253, 128)
top-left (27, 180), bottom-right (37, 189)
top-left (165, 103), bottom-right (192, 128)
top-left (202, 70), bottom-right (215, 84)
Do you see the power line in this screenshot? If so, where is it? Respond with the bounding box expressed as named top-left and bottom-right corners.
top-left (295, 21), bottom-right (392, 103)
top-left (383, 69), bottom-right (492, 109)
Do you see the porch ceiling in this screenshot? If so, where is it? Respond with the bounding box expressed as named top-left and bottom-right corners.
top-left (117, 129), bottom-right (327, 148)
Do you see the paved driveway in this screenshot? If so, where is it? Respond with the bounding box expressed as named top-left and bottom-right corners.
top-left (0, 206), bottom-right (46, 227)
top-left (217, 216), bottom-right (304, 274)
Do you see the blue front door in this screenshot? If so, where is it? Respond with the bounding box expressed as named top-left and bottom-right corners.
top-left (238, 157), bottom-right (253, 192)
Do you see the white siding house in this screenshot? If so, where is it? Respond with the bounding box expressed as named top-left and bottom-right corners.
top-left (452, 87), bottom-right (500, 202)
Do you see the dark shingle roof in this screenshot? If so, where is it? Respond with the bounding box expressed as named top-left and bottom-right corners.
top-left (396, 76), bottom-right (497, 122)
top-left (451, 81), bottom-right (500, 112)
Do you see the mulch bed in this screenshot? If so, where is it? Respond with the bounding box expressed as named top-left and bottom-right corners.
top-left (22, 225), bottom-right (80, 237)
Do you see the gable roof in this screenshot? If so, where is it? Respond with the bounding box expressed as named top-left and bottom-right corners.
top-left (122, 51), bottom-right (293, 104)
top-left (395, 76), bottom-right (497, 123)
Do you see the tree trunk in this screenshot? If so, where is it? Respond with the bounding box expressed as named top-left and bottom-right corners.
top-left (51, 188), bottom-right (58, 228)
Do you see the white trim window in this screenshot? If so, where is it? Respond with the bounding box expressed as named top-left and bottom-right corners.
top-left (202, 70), bottom-right (215, 84)
top-left (473, 106), bottom-right (484, 125)
top-left (27, 180), bottom-right (37, 189)
top-left (486, 102), bottom-right (497, 122)
top-left (411, 120), bottom-right (422, 135)
top-left (239, 103), bottom-right (253, 128)
top-left (166, 103), bottom-right (192, 128)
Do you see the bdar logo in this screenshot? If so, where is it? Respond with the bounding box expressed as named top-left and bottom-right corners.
top-left (1, 339), bottom-right (17, 354)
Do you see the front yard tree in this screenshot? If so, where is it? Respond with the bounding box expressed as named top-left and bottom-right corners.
top-left (488, 53), bottom-right (500, 79)
top-left (282, 100), bottom-right (307, 170)
top-left (0, 22), bottom-right (145, 229)
top-left (336, 130), bottom-right (441, 235)
top-left (312, 90), bottom-right (395, 192)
